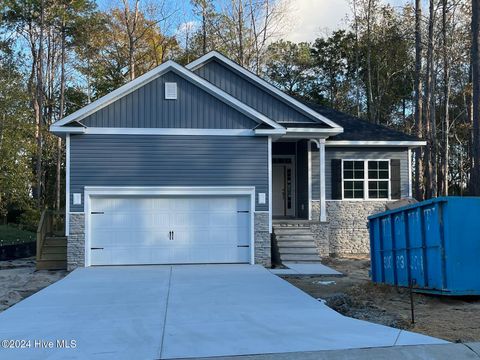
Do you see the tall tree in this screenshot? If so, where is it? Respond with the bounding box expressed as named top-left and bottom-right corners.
top-left (471, 0), bottom-right (480, 194)
top-left (414, 0), bottom-right (424, 200)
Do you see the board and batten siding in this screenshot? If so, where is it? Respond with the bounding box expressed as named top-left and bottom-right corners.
top-left (311, 147), bottom-right (410, 200)
top-left (80, 71), bottom-right (257, 129)
top-left (193, 59), bottom-right (316, 124)
top-left (69, 135), bottom-right (269, 211)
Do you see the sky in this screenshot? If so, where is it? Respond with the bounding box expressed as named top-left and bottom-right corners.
top-left (96, 0), bottom-right (410, 43)
top-left (285, 0), bottom-right (410, 43)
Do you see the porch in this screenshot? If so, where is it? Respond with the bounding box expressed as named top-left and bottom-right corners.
top-left (271, 139), bottom-right (326, 222)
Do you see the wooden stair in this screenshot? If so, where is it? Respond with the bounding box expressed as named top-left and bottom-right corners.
top-left (36, 210), bottom-right (67, 270)
top-left (272, 221), bottom-right (322, 264)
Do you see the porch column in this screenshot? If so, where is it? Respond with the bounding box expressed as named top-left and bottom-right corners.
top-left (319, 138), bottom-right (327, 222)
top-left (311, 139), bottom-right (327, 222)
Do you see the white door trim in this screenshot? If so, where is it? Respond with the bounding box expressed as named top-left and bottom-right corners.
top-left (84, 186), bottom-right (256, 267)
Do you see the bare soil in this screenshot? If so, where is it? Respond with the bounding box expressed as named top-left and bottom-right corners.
top-left (0, 257), bottom-right (67, 312)
top-left (282, 256), bottom-right (480, 343)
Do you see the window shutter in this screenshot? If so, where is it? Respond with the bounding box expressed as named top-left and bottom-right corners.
top-left (390, 159), bottom-right (401, 199)
top-left (331, 159), bottom-right (342, 200)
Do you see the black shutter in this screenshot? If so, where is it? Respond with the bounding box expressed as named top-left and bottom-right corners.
top-left (331, 159), bottom-right (342, 200)
top-left (390, 159), bottom-right (401, 199)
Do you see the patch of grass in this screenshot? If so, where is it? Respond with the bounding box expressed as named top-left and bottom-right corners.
top-left (0, 225), bottom-right (35, 246)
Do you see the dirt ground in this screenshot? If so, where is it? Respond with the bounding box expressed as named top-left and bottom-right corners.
top-left (0, 257), bottom-right (67, 312)
top-left (282, 256), bottom-right (480, 343)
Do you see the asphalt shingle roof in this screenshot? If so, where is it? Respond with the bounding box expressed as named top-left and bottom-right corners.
top-left (303, 101), bottom-right (421, 142)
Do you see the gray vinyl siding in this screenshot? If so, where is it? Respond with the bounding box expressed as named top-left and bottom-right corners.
top-left (70, 135), bottom-right (268, 211)
top-left (80, 71), bottom-right (257, 129)
top-left (311, 147), bottom-right (410, 200)
top-left (193, 59), bottom-right (316, 123)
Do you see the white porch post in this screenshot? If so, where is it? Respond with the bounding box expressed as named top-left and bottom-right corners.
top-left (311, 139), bottom-right (327, 222)
top-left (319, 138), bottom-right (327, 222)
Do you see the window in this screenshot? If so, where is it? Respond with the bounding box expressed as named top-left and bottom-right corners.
top-left (342, 160), bottom-right (390, 200)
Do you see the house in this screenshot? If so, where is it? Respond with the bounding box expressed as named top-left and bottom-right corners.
top-left (50, 51), bottom-right (424, 270)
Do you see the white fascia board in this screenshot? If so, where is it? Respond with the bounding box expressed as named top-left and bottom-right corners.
top-left (326, 140), bottom-right (427, 148)
top-left (52, 60), bottom-right (284, 132)
top-left (186, 51), bottom-right (344, 131)
top-left (50, 126), bottom-right (86, 134)
top-left (254, 128), bottom-right (287, 135)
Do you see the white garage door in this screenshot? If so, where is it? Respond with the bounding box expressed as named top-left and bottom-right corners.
top-left (89, 195), bottom-right (251, 265)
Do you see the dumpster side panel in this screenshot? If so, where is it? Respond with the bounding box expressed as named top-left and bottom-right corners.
top-left (370, 217), bottom-right (383, 283)
top-left (444, 198), bottom-right (480, 293)
top-left (392, 212), bottom-right (409, 286)
top-left (423, 203), bottom-right (444, 290)
top-left (380, 215), bottom-right (396, 285)
top-left (406, 208), bottom-right (426, 288)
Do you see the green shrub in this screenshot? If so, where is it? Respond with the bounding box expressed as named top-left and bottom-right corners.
top-left (18, 208), bottom-right (41, 232)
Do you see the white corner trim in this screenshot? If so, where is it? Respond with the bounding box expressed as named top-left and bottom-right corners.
top-left (83, 186), bottom-right (257, 267)
top-left (326, 140), bottom-right (426, 148)
top-left (268, 137), bottom-right (272, 233)
top-left (408, 148), bottom-right (413, 198)
top-left (51, 60), bottom-right (284, 133)
top-left (186, 51), bottom-right (344, 131)
top-left (311, 139), bottom-right (327, 222)
top-left (65, 134), bottom-right (70, 236)
top-left (308, 140), bottom-right (312, 221)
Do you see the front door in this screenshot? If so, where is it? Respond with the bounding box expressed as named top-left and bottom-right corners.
top-left (272, 157), bottom-right (295, 217)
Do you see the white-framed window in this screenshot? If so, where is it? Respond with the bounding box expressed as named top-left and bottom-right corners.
top-left (342, 159), bottom-right (390, 200)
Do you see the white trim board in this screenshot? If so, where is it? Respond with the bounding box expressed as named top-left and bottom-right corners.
top-left (65, 134), bottom-right (70, 236)
top-left (50, 61), bottom-right (285, 134)
top-left (326, 140), bottom-right (426, 148)
top-left (83, 186), bottom-right (256, 267)
top-left (186, 51), bottom-right (344, 132)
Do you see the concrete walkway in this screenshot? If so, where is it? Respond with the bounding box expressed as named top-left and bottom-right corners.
top-left (0, 265), bottom-right (446, 359)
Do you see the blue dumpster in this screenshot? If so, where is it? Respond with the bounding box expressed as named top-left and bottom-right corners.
top-left (368, 197), bottom-right (480, 295)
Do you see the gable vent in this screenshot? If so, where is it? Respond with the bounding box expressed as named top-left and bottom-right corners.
top-left (165, 82), bottom-right (177, 100)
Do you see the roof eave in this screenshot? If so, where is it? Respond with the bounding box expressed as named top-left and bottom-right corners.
top-left (326, 140), bottom-right (426, 148)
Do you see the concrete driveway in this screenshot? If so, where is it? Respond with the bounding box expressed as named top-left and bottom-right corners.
top-left (0, 265), bottom-right (446, 359)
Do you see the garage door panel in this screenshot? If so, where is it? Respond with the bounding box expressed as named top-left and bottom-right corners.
top-left (89, 195), bottom-right (252, 265)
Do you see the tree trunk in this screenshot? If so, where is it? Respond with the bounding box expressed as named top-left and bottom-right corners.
top-left (441, 0), bottom-right (450, 196)
top-left (471, 0), bottom-right (480, 195)
top-left (56, 6), bottom-right (67, 211)
top-left (366, 0), bottom-right (374, 123)
top-left (414, 0), bottom-right (423, 200)
top-left (423, 0), bottom-right (435, 199)
top-left (35, 0), bottom-right (45, 208)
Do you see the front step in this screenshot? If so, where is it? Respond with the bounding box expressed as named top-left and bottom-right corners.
top-left (279, 247), bottom-right (318, 255)
top-left (37, 236), bottom-right (67, 270)
top-left (280, 254), bottom-right (323, 262)
top-left (37, 259), bottom-right (67, 270)
top-left (273, 221), bottom-right (322, 265)
top-left (277, 241), bottom-right (317, 247)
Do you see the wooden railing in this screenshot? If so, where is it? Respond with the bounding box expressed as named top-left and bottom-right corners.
top-left (36, 210), bottom-right (65, 261)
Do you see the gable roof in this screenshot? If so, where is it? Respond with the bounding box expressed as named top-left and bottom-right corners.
top-left (304, 101), bottom-right (426, 147)
top-left (50, 60), bottom-right (285, 135)
top-left (186, 51), bottom-right (343, 133)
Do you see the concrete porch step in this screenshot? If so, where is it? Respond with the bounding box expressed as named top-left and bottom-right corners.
top-left (275, 234), bottom-right (316, 241)
top-left (280, 254), bottom-right (322, 262)
top-left (279, 247), bottom-right (318, 255)
top-left (277, 241), bottom-right (317, 247)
